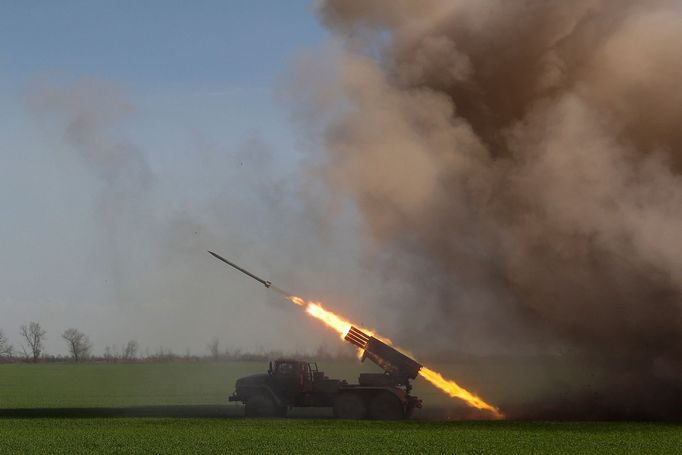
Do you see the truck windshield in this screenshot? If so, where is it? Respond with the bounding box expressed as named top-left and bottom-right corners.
top-left (276, 363), bottom-right (294, 375)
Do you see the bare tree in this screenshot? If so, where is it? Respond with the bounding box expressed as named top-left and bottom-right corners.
top-left (153, 346), bottom-right (176, 361)
top-left (20, 322), bottom-right (46, 362)
top-left (103, 345), bottom-right (118, 362)
top-left (0, 330), bottom-right (13, 359)
top-left (208, 337), bottom-right (220, 360)
top-left (122, 340), bottom-right (138, 360)
top-left (62, 328), bottom-right (92, 362)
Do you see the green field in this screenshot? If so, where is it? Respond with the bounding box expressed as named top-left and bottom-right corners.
top-left (0, 361), bottom-right (259, 408)
top-left (0, 360), bottom-right (499, 411)
top-left (0, 362), bottom-right (679, 453)
top-left (0, 358), bottom-right (581, 412)
top-left (0, 419), bottom-right (679, 454)
top-left (0, 361), bottom-right (397, 410)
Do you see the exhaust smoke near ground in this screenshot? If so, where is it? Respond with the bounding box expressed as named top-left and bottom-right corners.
top-left (289, 0), bottom-right (682, 418)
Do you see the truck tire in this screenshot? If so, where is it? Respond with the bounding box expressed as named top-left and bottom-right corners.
top-left (245, 394), bottom-right (277, 418)
top-left (369, 392), bottom-right (404, 420)
top-left (333, 393), bottom-right (367, 419)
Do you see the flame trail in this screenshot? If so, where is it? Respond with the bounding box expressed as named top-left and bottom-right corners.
top-left (419, 367), bottom-right (503, 418)
top-left (289, 295), bottom-right (503, 418)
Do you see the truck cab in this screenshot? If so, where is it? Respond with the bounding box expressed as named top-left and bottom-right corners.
top-left (269, 359), bottom-right (320, 403)
top-left (229, 358), bottom-right (342, 417)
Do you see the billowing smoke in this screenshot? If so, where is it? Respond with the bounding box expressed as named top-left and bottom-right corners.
top-left (293, 0), bottom-right (682, 418)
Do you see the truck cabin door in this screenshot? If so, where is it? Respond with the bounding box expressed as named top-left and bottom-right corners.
top-left (273, 361), bottom-right (302, 403)
top-left (301, 362), bottom-right (313, 392)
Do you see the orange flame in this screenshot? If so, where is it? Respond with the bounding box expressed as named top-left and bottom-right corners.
top-left (287, 295), bottom-right (502, 417)
top-left (290, 297), bottom-right (388, 342)
top-left (419, 367), bottom-right (503, 418)
top-left (305, 302), bottom-right (352, 339)
top-left (289, 296), bottom-right (305, 306)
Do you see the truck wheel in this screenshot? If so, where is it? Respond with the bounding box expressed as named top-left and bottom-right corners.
top-left (333, 393), bottom-right (367, 419)
top-left (245, 394), bottom-right (277, 418)
top-left (369, 392), bottom-right (404, 420)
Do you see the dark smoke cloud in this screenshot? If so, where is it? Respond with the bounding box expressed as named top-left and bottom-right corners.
top-left (294, 0), bottom-right (682, 418)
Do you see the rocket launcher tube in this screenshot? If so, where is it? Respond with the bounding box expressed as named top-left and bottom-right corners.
top-left (344, 326), bottom-right (422, 380)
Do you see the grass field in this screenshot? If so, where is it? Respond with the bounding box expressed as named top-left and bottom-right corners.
top-left (0, 358), bottom-right (580, 412)
top-left (0, 361), bottom-right (261, 408)
top-left (0, 361), bottom-right (396, 410)
top-left (0, 419), bottom-right (679, 454)
top-left (0, 362), bottom-right (679, 453)
top-left (0, 360), bottom-right (496, 410)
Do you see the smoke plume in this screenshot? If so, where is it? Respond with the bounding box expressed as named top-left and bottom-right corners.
top-left (295, 0), bottom-right (682, 418)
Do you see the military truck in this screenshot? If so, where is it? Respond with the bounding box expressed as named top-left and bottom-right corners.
top-left (229, 326), bottom-right (423, 419)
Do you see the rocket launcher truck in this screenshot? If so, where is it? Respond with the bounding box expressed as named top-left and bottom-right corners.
top-left (229, 325), bottom-right (423, 419)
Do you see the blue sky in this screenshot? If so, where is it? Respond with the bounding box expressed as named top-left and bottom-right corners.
top-left (0, 0), bottom-right (325, 169)
top-left (1, 1), bottom-right (324, 89)
top-left (0, 2), bottom-right (374, 356)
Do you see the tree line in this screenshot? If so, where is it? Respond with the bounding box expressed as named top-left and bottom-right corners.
top-left (0, 322), bottom-right (112, 363)
top-left (0, 323), bottom-right (355, 363)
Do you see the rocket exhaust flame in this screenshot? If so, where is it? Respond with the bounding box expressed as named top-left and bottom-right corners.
top-left (419, 367), bottom-right (503, 419)
top-left (304, 301), bottom-right (352, 339)
top-left (209, 251), bottom-right (503, 417)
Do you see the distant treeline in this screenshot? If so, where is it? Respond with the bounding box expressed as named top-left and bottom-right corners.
top-left (1, 322), bottom-right (578, 365)
top-left (0, 350), bottom-right (356, 364)
top-left (0, 322), bottom-right (356, 364)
